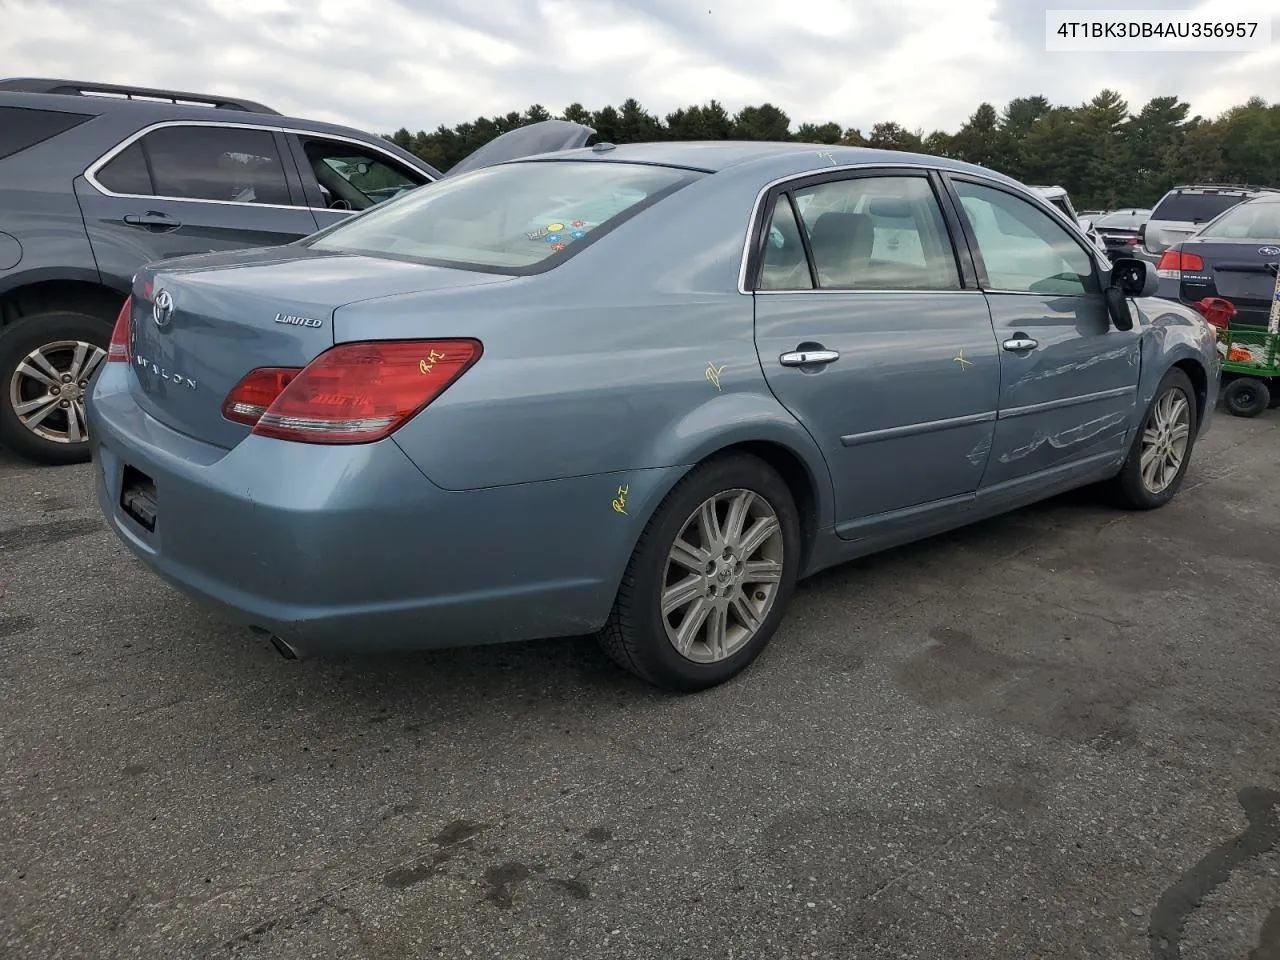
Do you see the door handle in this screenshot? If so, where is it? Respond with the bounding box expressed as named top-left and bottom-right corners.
top-left (123, 211), bottom-right (181, 232)
top-left (779, 349), bottom-right (840, 367)
top-left (1002, 336), bottom-right (1038, 352)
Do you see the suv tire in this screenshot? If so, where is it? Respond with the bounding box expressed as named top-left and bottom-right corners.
top-left (0, 311), bottom-right (113, 465)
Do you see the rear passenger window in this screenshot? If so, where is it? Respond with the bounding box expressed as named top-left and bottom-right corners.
top-left (0, 106), bottom-right (92, 160)
top-left (96, 125), bottom-right (292, 205)
top-left (95, 142), bottom-right (153, 195)
top-left (758, 196), bottom-right (813, 290)
top-left (787, 176), bottom-right (961, 290)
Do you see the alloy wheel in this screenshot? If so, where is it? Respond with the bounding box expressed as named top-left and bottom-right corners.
top-left (1139, 387), bottom-right (1191, 494)
top-left (661, 488), bottom-right (785, 663)
top-left (7, 339), bottom-right (106, 445)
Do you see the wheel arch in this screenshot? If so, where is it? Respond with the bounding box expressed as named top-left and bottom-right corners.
top-left (0, 274), bottom-right (126, 329)
top-left (1171, 356), bottom-right (1210, 427)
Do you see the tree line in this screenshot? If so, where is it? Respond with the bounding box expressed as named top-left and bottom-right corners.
top-left (385, 90), bottom-right (1280, 211)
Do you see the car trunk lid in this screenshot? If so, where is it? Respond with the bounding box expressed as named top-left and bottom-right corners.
top-left (1181, 240), bottom-right (1280, 327)
top-left (129, 249), bottom-right (513, 448)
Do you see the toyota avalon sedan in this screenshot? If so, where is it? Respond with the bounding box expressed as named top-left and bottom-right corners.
top-left (87, 141), bottom-right (1219, 691)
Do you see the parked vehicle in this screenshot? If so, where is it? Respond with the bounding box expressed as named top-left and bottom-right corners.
top-left (1141, 184), bottom-right (1278, 258)
top-left (1094, 208), bottom-right (1153, 261)
top-left (0, 77), bottom-right (592, 465)
top-left (87, 142), bottom-right (1219, 691)
top-left (1153, 193), bottom-right (1280, 328)
top-left (1152, 193), bottom-right (1280, 416)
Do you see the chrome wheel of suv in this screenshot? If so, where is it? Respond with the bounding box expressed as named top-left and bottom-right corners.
top-left (8, 339), bottom-right (105, 445)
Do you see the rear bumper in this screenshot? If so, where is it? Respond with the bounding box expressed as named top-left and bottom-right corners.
top-left (87, 365), bottom-right (679, 656)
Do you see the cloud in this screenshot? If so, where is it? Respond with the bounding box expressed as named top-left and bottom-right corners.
top-left (1, 0), bottom-right (1275, 138)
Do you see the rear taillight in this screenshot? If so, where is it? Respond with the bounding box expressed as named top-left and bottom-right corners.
top-left (1155, 248), bottom-right (1205, 279)
top-left (1193, 296), bottom-right (1236, 329)
top-left (222, 367), bottom-right (301, 425)
top-left (107, 296), bottom-right (132, 362)
top-left (226, 339), bottom-right (482, 444)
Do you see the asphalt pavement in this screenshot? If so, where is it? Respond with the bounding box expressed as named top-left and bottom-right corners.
top-left (1, 414), bottom-right (1278, 960)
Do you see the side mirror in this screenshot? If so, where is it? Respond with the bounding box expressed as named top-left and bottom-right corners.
top-left (1111, 257), bottom-right (1158, 297)
top-left (1078, 217), bottom-right (1094, 234)
top-left (1104, 285), bottom-right (1134, 331)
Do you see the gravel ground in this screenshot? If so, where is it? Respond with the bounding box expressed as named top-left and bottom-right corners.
top-left (1, 413), bottom-right (1277, 960)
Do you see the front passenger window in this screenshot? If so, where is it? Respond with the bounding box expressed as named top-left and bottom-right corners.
top-left (954, 181), bottom-right (1099, 297)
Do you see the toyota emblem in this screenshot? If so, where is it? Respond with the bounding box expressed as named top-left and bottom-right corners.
top-left (153, 289), bottom-right (174, 328)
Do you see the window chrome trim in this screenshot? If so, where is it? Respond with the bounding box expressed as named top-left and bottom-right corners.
top-left (754, 287), bottom-right (984, 296)
top-left (735, 161), bottom-right (1102, 295)
top-left (82, 119), bottom-right (435, 209)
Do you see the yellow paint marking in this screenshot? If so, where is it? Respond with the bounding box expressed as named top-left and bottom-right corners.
top-left (705, 362), bottom-right (725, 390)
top-left (611, 485), bottom-right (630, 515)
top-left (419, 350), bottom-right (447, 375)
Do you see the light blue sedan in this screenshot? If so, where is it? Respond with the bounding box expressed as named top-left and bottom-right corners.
top-left (87, 140), bottom-right (1220, 691)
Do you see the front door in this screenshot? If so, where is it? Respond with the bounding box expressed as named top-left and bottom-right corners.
top-left (750, 171), bottom-right (1001, 537)
top-left (946, 177), bottom-right (1141, 491)
top-left (76, 122), bottom-right (319, 285)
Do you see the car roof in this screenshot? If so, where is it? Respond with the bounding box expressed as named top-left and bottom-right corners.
top-left (0, 87), bottom-right (401, 149)
top-left (513, 140), bottom-right (1024, 185)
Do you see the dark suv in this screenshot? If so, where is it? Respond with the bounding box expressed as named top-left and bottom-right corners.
top-left (0, 77), bottom-right (593, 465)
top-left (0, 79), bottom-right (445, 463)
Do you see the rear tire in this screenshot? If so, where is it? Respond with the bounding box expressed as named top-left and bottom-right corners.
top-left (1222, 377), bottom-right (1270, 418)
top-left (597, 454), bottom-right (801, 692)
top-left (1108, 367), bottom-right (1197, 510)
top-left (0, 311), bottom-right (113, 466)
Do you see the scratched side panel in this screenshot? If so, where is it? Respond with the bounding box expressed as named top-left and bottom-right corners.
top-left (982, 291), bottom-right (1140, 489)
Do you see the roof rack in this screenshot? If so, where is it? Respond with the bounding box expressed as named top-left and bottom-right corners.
top-left (0, 77), bottom-right (279, 114)
top-left (1167, 183), bottom-right (1278, 194)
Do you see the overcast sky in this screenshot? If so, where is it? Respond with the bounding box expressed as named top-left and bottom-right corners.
top-left (2, 0), bottom-right (1276, 136)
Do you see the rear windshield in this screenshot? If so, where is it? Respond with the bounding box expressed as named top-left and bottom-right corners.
top-left (1094, 210), bottom-right (1150, 229)
top-left (1197, 200), bottom-right (1280, 240)
top-left (0, 106), bottom-right (92, 160)
top-left (306, 160), bottom-right (704, 273)
top-left (1151, 191), bottom-right (1247, 224)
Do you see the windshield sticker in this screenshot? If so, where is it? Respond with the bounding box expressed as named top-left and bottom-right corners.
top-left (546, 222), bottom-right (566, 233)
top-left (526, 228), bottom-right (547, 241)
top-left (570, 229), bottom-right (587, 240)
top-left (545, 233), bottom-right (563, 244)
top-left (551, 242), bottom-right (566, 252)
top-left (571, 219), bottom-right (586, 228)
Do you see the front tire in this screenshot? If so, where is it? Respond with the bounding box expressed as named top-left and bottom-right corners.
top-left (1108, 367), bottom-right (1197, 510)
top-left (1222, 377), bottom-right (1270, 418)
top-left (598, 454), bottom-right (801, 691)
top-left (0, 312), bottom-right (111, 465)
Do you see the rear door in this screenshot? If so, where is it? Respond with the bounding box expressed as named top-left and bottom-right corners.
top-left (750, 169), bottom-right (1001, 539)
top-left (75, 121), bottom-right (320, 283)
top-left (944, 176), bottom-right (1141, 492)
